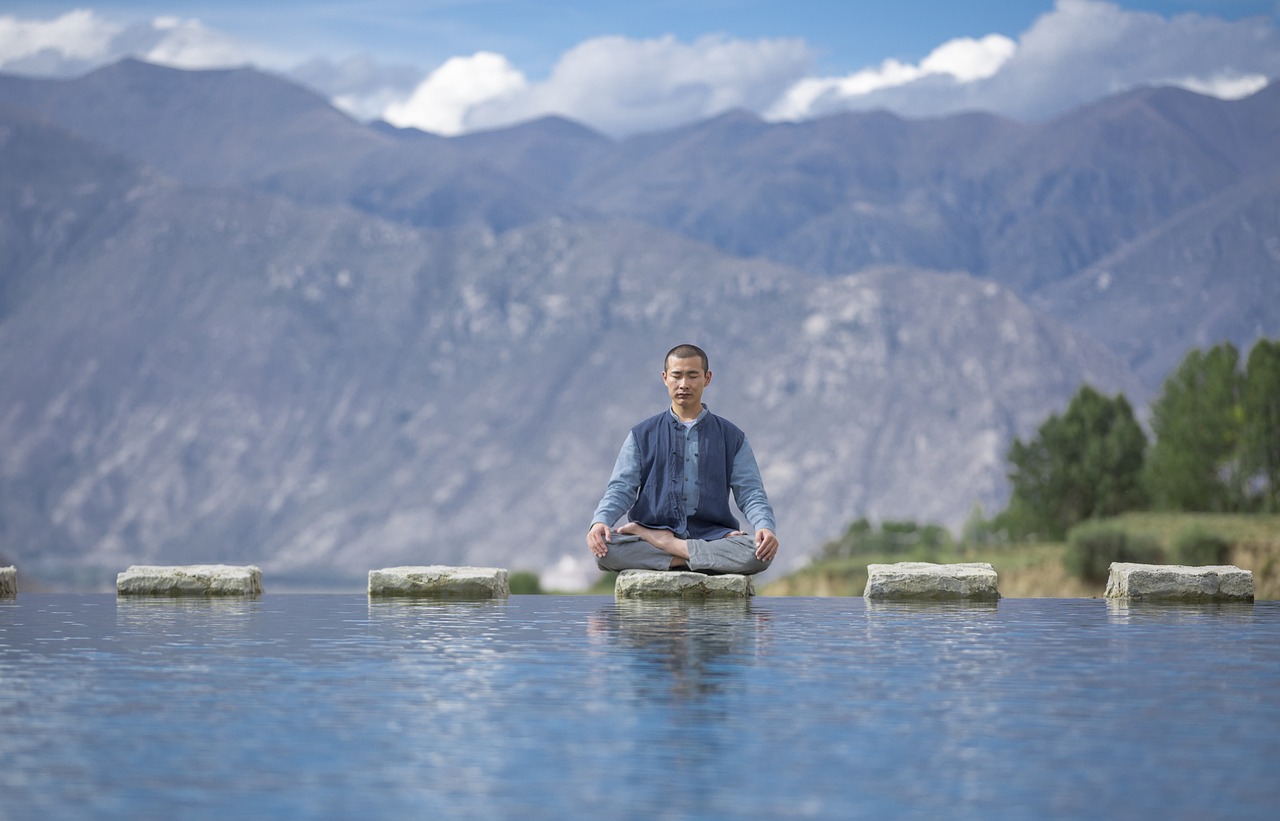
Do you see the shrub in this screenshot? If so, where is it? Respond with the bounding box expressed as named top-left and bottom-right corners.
top-left (1065, 521), bottom-right (1164, 582)
top-left (821, 518), bottom-right (954, 559)
top-left (1171, 527), bottom-right (1231, 566)
top-left (508, 570), bottom-right (543, 594)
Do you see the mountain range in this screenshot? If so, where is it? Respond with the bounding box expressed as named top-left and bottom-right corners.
top-left (0, 59), bottom-right (1275, 589)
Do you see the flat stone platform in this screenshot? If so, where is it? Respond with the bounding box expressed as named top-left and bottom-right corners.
top-left (864, 561), bottom-right (1000, 601)
top-left (368, 566), bottom-right (510, 599)
top-left (614, 569), bottom-right (755, 598)
top-left (1, 566), bottom-right (15, 598)
top-left (116, 565), bottom-right (263, 597)
top-left (1105, 562), bottom-right (1254, 602)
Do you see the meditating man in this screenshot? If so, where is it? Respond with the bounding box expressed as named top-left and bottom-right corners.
top-left (587, 343), bottom-right (778, 575)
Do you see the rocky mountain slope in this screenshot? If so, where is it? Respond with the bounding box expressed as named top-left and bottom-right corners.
top-left (0, 60), bottom-right (1274, 588)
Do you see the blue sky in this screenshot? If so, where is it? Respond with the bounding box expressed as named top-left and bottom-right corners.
top-left (1, 1), bottom-right (1277, 135)
top-left (6, 1), bottom-right (1275, 71)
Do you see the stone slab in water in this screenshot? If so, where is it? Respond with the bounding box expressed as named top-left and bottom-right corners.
top-left (1105, 562), bottom-right (1254, 602)
top-left (368, 566), bottom-right (510, 598)
top-left (614, 569), bottom-right (754, 598)
top-left (864, 562), bottom-right (1000, 600)
top-left (1, 566), bottom-right (15, 598)
top-left (116, 565), bottom-right (263, 597)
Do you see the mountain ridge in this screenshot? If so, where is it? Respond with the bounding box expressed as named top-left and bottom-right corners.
top-left (0, 61), bottom-right (1275, 589)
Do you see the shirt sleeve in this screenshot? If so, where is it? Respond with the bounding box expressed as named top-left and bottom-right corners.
top-left (591, 431), bottom-right (641, 528)
top-left (730, 437), bottom-right (777, 534)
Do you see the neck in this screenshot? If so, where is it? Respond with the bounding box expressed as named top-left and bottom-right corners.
top-left (672, 404), bottom-right (702, 423)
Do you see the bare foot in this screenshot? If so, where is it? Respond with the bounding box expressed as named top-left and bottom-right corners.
top-left (617, 522), bottom-right (691, 561)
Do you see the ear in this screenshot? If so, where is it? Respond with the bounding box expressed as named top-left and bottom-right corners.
top-left (704, 370), bottom-right (712, 386)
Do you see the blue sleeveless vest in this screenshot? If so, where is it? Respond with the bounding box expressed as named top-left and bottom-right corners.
top-left (628, 409), bottom-right (744, 539)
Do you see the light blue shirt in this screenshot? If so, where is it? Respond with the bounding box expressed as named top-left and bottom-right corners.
top-left (592, 407), bottom-right (777, 536)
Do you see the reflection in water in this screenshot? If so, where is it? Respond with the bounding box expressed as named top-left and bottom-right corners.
top-left (588, 599), bottom-right (768, 702)
top-left (864, 599), bottom-right (1000, 616)
top-left (366, 597), bottom-right (512, 645)
top-left (3, 595), bottom-right (1279, 819)
top-left (582, 598), bottom-right (775, 820)
top-left (115, 597), bottom-right (264, 633)
top-left (1106, 598), bottom-right (1257, 624)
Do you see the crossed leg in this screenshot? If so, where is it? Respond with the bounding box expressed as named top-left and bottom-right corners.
top-left (596, 523), bottom-right (770, 576)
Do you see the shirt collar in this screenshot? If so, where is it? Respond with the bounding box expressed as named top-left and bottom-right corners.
top-left (668, 405), bottom-right (709, 425)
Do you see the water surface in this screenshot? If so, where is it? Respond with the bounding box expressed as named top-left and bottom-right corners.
top-left (2, 595), bottom-right (1277, 819)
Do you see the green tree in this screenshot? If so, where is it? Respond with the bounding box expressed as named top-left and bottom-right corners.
top-left (1242, 339), bottom-right (1280, 511)
top-left (1144, 343), bottom-right (1246, 511)
top-left (1006, 385), bottom-right (1147, 538)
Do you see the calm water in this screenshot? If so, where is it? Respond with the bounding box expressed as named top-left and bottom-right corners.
top-left (1, 594), bottom-right (1278, 820)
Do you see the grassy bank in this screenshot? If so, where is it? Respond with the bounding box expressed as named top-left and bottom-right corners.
top-left (762, 513), bottom-right (1280, 598)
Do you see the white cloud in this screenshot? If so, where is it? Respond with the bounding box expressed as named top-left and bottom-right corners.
top-left (139, 16), bottom-right (257, 69)
top-left (768, 34), bottom-right (1014, 121)
top-left (384, 34), bottom-right (812, 137)
top-left (0, 9), bottom-right (264, 77)
top-left (288, 55), bottom-right (424, 122)
top-left (0, 2), bottom-right (1275, 136)
top-left (769, 0), bottom-right (1280, 123)
top-left (514, 33), bottom-right (809, 134)
top-left (1170, 72), bottom-right (1270, 100)
top-left (921, 34), bottom-right (1018, 82)
top-left (383, 51), bottom-right (528, 135)
top-left (993, 0), bottom-right (1280, 117)
top-left (0, 9), bottom-right (119, 65)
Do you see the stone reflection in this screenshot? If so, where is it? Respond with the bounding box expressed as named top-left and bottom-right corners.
top-left (114, 596), bottom-right (264, 635)
top-left (1106, 598), bottom-right (1257, 624)
top-left (588, 598), bottom-right (769, 702)
top-left (366, 594), bottom-right (509, 627)
top-left (365, 598), bottom-right (511, 644)
top-left (864, 599), bottom-right (999, 616)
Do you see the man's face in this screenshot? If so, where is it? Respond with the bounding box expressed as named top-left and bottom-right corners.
top-left (663, 355), bottom-right (711, 415)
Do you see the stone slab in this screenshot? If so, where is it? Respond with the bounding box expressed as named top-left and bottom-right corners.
top-left (116, 565), bottom-right (263, 597)
top-left (614, 569), bottom-right (755, 598)
top-left (368, 566), bottom-right (510, 599)
top-left (1, 566), bottom-right (15, 598)
top-left (1105, 562), bottom-right (1254, 602)
top-left (864, 562), bottom-right (1000, 600)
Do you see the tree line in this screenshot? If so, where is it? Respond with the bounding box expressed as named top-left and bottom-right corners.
top-left (994, 338), bottom-right (1280, 540)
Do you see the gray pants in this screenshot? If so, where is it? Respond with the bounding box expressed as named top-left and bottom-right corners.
top-left (596, 533), bottom-right (771, 576)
